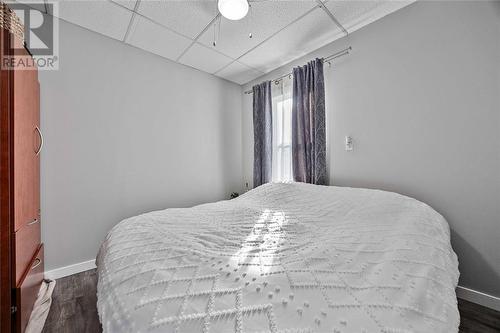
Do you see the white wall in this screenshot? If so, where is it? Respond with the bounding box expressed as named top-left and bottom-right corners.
top-left (39, 20), bottom-right (243, 271)
top-left (242, 1), bottom-right (500, 297)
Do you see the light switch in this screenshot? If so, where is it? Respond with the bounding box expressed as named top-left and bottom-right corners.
top-left (345, 136), bottom-right (353, 151)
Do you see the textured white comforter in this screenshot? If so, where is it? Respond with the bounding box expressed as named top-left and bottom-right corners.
top-left (96, 183), bottom-right (460, 333)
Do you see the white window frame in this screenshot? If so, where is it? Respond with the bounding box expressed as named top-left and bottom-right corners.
top-left (271, 80), bottom-right (293, 182)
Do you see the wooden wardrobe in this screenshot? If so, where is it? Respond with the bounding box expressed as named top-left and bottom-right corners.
top-left (0, 4), bottom-right (44, 333)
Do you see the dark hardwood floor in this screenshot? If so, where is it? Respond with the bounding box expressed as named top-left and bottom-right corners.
top-left (42, 269), bottom-right (500, 333)
top-left (458, 298), bottom-right (500, 333)
top-left (42, 270), bottom-right (101, 333)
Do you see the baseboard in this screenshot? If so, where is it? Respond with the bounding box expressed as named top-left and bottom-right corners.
top-left (457, 285), bottom-right (500, 312)
top-left (44, 259), bottom-right (96, 280)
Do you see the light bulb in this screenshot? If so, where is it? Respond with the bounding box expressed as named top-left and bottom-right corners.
top-left (218, 0), bottom-right (249, 21)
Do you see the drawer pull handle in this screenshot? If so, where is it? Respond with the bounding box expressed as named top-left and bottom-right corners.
top-left (34, 126), bottom-right (43, 155)
top-left (31, 258), bottom-right (41, 270)
top-left (27, 219), bottom-right (39, 226)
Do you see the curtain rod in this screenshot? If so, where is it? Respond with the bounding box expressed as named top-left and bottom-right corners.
top-left (244, 46), bottom-right (352, 95)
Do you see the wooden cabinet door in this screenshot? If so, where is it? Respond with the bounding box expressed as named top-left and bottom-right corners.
top-left (13, 47), bottom-right (39, 232)
top-left (33, 82), bottom-right (40, 222)
top-left (15, 244), bottom-right (44, 333)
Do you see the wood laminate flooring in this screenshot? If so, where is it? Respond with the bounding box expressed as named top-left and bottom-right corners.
top-left (41, 270), bottom-right (100, 333)
top-left (41, 269), bottom-right (500, 333)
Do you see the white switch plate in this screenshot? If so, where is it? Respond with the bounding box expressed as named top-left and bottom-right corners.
top-left (345, 136), bottom-right (353, 151)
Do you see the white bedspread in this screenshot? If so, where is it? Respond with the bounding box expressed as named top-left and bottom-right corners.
top-left (96, 183), bottom-right (459, 333)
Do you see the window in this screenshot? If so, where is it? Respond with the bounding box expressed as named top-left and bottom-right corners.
top-left (272, 80), bottom-right (292, 182)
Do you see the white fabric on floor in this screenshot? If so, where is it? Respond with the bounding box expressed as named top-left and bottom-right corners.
top-left (25, 279), bottom-right (56, 333)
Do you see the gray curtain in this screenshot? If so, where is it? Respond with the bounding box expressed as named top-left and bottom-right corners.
top-left (292, 58), bottom-right (328, 185)
top-left (252, 81), bottom-right (272, 187)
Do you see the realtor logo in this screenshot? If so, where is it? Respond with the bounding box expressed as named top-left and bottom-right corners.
top-left (3, 1), bottom-right (59, 70)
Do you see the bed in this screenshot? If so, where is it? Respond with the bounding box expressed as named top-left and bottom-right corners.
top-left (96, 182), bottom-right (460, 333)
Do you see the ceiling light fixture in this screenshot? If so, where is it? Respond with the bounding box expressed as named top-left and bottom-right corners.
top-left (218, 0), bottom-right (249, 20)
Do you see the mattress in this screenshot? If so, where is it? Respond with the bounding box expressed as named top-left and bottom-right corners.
top-left (96, 182), bottom-right (460, 333)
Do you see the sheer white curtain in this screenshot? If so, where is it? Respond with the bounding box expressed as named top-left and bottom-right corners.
top-left (271, 78), bottom-right (293, 182)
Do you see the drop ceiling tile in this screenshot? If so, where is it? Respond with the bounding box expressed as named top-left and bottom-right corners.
top-left (178, 43), bottom-right (233, 74)
top-left (137, 0), bottom-right (216, 39)
top-left (198, 0), bottom-right (317, 59)
top-left (215, 61), bottom-right (263, 85)
top-left (126, 15), bottom-right (192, 61)
top-left (111, 0), bottom-right (137, 10)
top-left (44, 0), bottom-right (413, 82)
top-left (326, 0), bottom-right (414, 32)
top-left (55, 0), bottom-right (133, 41)
top-left (325, 0), bottom-right (379, 26)
top-left (239, 8), bottom-right (342, 73)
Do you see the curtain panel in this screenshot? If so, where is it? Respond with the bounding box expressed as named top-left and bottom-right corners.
top-left (252, 81), bottom-right (273, 187)
top-left (292, 58), bottom-right (328, 185)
